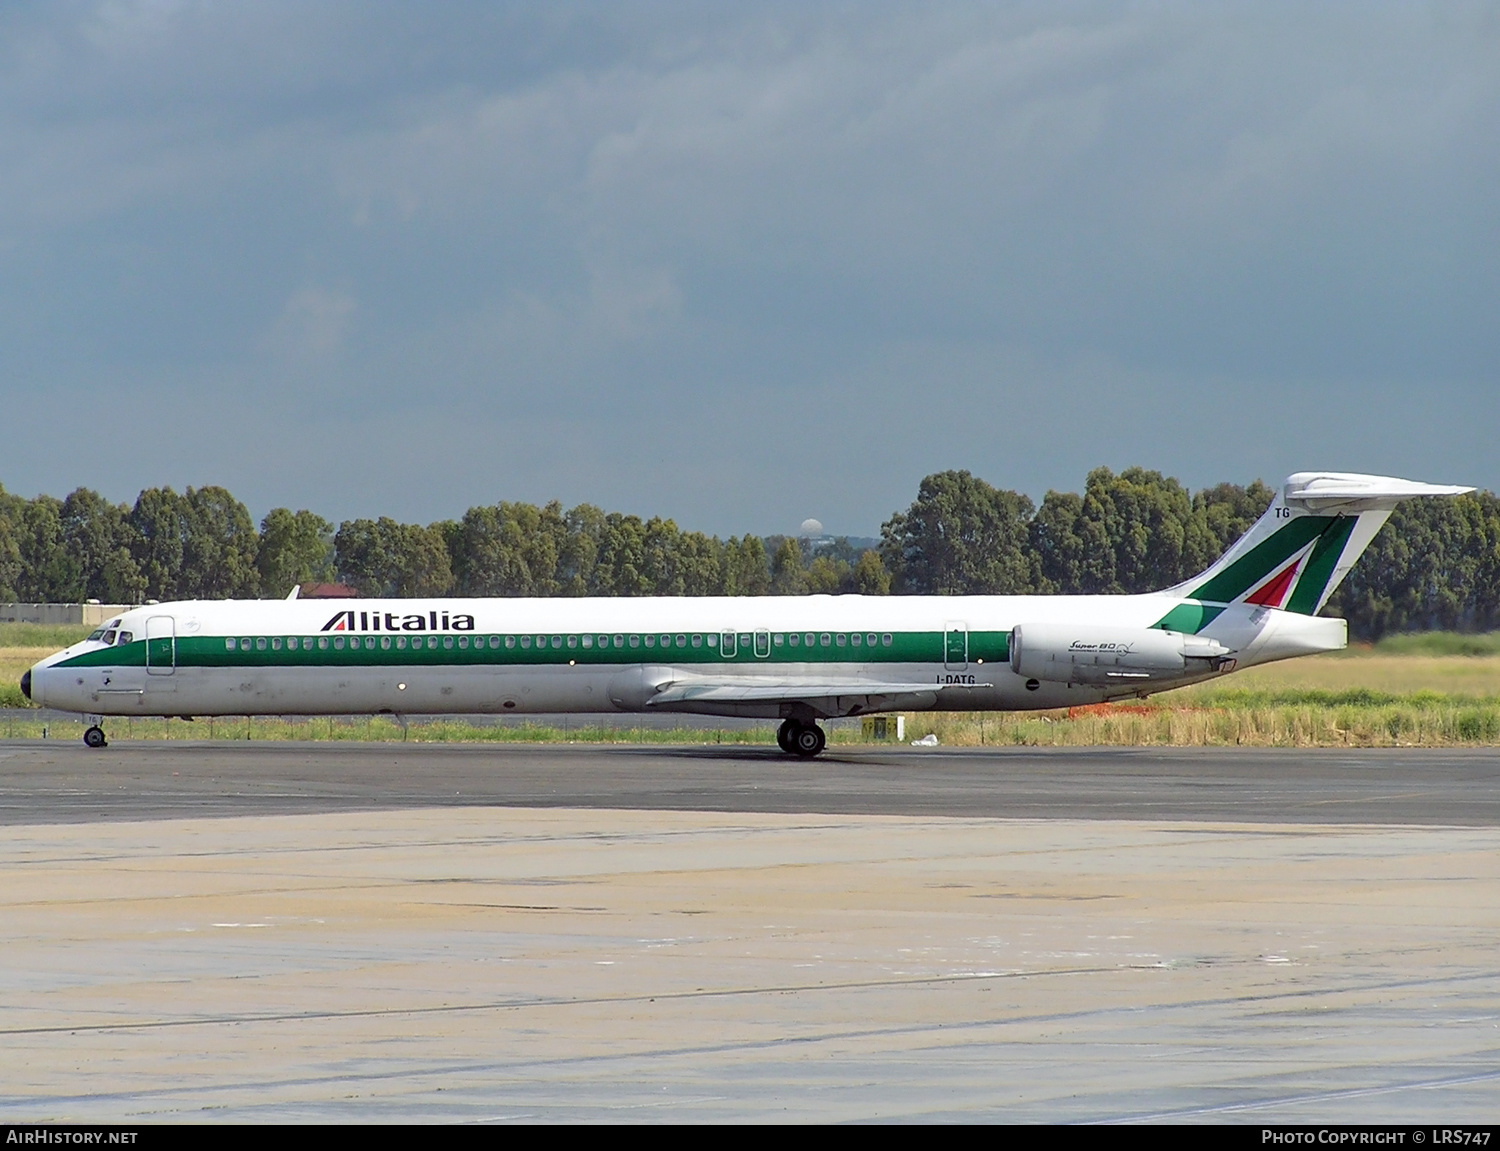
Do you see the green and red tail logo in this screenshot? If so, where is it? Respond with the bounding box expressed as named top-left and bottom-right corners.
top-left (1154, 512), bottom-right (1358, 633)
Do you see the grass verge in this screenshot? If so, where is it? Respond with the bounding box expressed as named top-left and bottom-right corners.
top-left (5, 696), bottom-right (1500, 748)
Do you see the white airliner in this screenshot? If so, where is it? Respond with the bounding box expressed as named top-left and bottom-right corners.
top-left (22, 472), bottom-right (1471, 756)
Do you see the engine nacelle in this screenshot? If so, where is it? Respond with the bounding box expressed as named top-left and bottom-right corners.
top-left (1009, 623), bottom-right (1233, 686)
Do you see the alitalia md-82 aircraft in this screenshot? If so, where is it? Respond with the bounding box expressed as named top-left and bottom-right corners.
top-left (21, 472), bottom-right (1471, 756)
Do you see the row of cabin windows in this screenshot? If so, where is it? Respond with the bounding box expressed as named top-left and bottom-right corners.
top-left (223, 632), bottom-right (898, 653)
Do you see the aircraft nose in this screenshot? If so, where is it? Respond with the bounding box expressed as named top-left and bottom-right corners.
top-left (20, 669), bottom-right (31, 700)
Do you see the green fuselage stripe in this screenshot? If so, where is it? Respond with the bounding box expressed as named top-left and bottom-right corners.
top-left (60, 629), bottom-right (1014, 670)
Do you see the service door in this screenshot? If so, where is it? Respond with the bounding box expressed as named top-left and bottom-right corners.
top-left (146, 615), bottom-right (176, 675)
top-left (754, 629), bottom-right (771, 658)
top-left (944, 621), bottom-right (968, 670)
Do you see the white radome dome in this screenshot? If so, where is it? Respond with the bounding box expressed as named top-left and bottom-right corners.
top-left (799, 518), bottom-right (823, 537)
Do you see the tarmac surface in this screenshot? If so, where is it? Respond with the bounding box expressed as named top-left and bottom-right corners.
top-left (1, 740), bottom-right (1498, 1123)
top-left (1, 739), bottom-right (1499, 825)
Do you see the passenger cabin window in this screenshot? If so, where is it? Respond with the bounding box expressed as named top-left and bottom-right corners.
top-left (882, 634), bottom-right (893, 646)
top-left (257, 637), bottom-right (268, 650)
top-left (820, 633), bottom-right (831, 647)
top-left (334, 637), bottom-right (345, 649)
top-left (789, 633), bottom-right (800, 646)
top-left (318, 637), bottom-right (328, 649)
top-left (397, 637), bottom-right (407, 649)
top-left (382, 636), bottom-right (392, 650)
top-left (629, 635), bottom-right (640, 647)
top-left (226, 638), bottom-right (237, 650)
top-left (582, 634), bottom-right (593, 648)
top-left (644, 635), bottom-right (656, 647)
top-left (521, 636), bottom-right (531, 648)
top-left (272, 637), bottom-right (282, 650)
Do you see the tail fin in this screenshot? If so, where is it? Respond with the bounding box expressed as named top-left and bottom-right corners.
top-left (1154, 472), bottom-right (1472, 632)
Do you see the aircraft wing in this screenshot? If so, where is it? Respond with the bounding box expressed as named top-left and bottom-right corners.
top-left (646, 678), bottom-right (972, 714)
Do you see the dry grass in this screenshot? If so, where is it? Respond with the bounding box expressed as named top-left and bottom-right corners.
top-left (8, 637), bottom-right (1500, 748)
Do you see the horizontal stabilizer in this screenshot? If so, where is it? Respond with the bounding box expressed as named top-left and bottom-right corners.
top-left (1284, 472), bottom-right (1473, 509)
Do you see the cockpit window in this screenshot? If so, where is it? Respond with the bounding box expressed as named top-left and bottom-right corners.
top-left (117, 632), bottom-right (133, 645)
top-left (86, 628), bottom-right (106, 642)
top-left (103, 630), bottom-right (118, 645)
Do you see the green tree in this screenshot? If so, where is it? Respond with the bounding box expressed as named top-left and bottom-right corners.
top-left (258, 508), bottom-right (335, 598)
top-left (1194, 480), bottom-right (1274, 560)
top-left (336, 518), bottom-right (454, 597)
top-left (1326, 493), bottom-right (1500, 640)
top-left (849, 549), bottom-right (891, 595)
top-left (721, 535), bottom-right (770, 595)
top-left (881, 470), bottom-right (1038, 594)
top-left (448, 501), bottom-right (564, 596)
top-left (588, 513), bottom-right (653, 595)
top-left (676, 530), bottom-right (727, 596)
top-left (181, 486), bottom-right (259, 598)
top-left (14, 497), bottom-right (72, 601)
top-left (129, 487), bottom-right (188, 600)
top-left (805, 554), bottom-right (849, 594)
top-left (0, 486), bottom-right (21, 600)
top-left (769, 537), bottom-right (808, 595)
top-left (62, 488), bottom-right (143, 602)
top-left (640, 517), bottom-right (689, 595)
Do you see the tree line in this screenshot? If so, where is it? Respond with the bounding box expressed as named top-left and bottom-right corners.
top-left (1, 467), bottom-right (1497, 640)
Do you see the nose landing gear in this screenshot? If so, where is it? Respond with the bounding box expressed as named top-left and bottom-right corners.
top-left (776, 718), bottom-right (826, 758)
top-left (83, 725), bottom-right (108, 749)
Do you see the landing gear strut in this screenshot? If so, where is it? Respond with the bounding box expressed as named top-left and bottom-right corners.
top-left (776, 718), bottom-right (826, 758)
top-left (83, 725), bottom-right (108, 749)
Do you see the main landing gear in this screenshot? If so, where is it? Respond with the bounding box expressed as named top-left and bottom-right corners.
top-left (776, 718), bottom-right (826, 758)
top-left (83, 725), bottom-right (108, 749)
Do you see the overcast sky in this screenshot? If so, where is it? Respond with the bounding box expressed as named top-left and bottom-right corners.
top-left (2, 2), bottom-right (1496, 536)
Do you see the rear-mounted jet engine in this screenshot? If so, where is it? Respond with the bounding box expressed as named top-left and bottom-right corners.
top-left (1009, 622), bottom-right (1233, 686)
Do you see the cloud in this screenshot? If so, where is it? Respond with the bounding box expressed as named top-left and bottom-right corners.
top-left (263, 287), bottom-right (357, 360)
top-left (0, 2), bottom-right (1495, 530)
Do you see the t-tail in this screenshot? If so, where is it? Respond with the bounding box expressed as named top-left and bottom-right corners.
top-left (1155, 472), bottom-right (1474, 637)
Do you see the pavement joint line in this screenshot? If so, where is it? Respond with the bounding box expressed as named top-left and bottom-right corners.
top-left (8, 982), bottom-right (1500, 1113)
top-left (1106, 1064), bottom-right (1500, 1122)
top-left (5, 965), bottom-right (1499, 1042)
